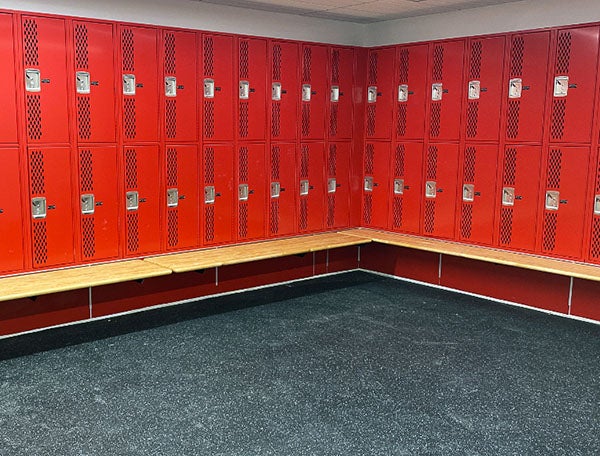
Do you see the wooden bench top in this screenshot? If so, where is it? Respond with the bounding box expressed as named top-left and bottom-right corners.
top-left (343, 228), bottom-right (600, 282)
top-left (145, 232), bottom-right (370, 273)
top-left (0, 260), bottom-right (172, 302)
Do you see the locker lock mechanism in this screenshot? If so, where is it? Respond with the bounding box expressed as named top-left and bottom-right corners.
top-left (204, 79), bottom-right (215, 98)
top-left (76, 71), bottom-right (91, 94)
top-left (126, 191), bottom-right (139, 211)
top-left (425, 181), bottom-right (437, 198)
top-left (468, 81), bottom-right (480, 100)
top-left (25, 69), bottom-right (41, 92)
top-left (398, 84), bottom-right (409, 103)
top-left (272, 83), bottom-right (282, 101)
top-left (364, 176), bottom-right (374, 192)
top-left (31, 197), bottom-right (47, 219)
top-left (330, 86), bottom-right (340, 103)
top-left (81, 194), bottom-right (95, 215)
top-left (123, 74), bottom-right (136, 95)
top-left (327, 178), bottom-right (337, 194)
top-left (239, 81), bottom-right (250, 99)
top-left (302, 84), bottom-right (312, 102)
top-left (300, 180), bottom-right (310, 196)
top-left (509, 78), bottom-right (523, 99)
top-left (462, 184), bottom-right (475, 202)
top-left (553, 76), bottom-right (569, 98)
top-left (367, 86), bottom-right (377, 103)
top-left (271, 182), bottom-right (281, 198)
top-left (167, 188), bottom-right (179, 207)
top-left (394, 179), bottom-right (404, 195)
top-left (431, 83), bottom-right (443, 101)
top-left (165, 77), bottom-right (177, 97)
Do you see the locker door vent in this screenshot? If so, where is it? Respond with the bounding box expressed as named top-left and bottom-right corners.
top-left (302, 104), bottom-right (310, 137)
top-left (124, 98), bottom-right (137, 139)
top-left (166, 99), bottom-right (177, 139)
top-left (239, 41), bottom-right (249, 79)
top-left (503, 147), bottom-right (517, 186)
top-left (203, 101), bottom-right (214, 138)
top-left (303, 47), bottom-right (312, 82)
top-left (80, 149), bottom-right (94, 192)
top-left (121, 28), bottom-right (135, 72)
top-left (398, 48), bottom-right (409, 83)
top-left (203, 37), bottom-right (214, 76)
top-left (364, 144), bottom-right (375, 175)
top-left (239, 102), bottom-right (249, 138)
top-left (499, 207), bottom-right (513, 245)
top-left (329, 104), bottom-right (338, 137)
top-left (299, 198), bottom-right (308, 230)
top-left (168, 210), bottom-right (179, 248)
top-left (271, 102), bottom-right (281, 137)
top-left (30, 150), bottom-right (46, 195)
top-left (167, 147), bottom-right (178, 187)
top-left (239, 146), bottom-right (249, 182)
top-left (392, 197), bottom-right (403, 229)
top-left (432, 45), bottom-right (444, 81)
top-left (395, 144), bottom-right (405, 177)
top-left (82, 217), bottom-right (96, 258)
top-left (75, 24), bottom-right (89, 69)
top-left (271, 146), bottom-right (280, 180)
top-left (127, 212), bottom-right (139, 252)
top-left (33, 222), bottom-right (48, 266)
top-left (464, 146), bottom-right (476, 183)
top-left (300, 145), bottom-right (309, 179)
top-left (466, 102), bottom-right (479, 138)
top-left (331, 49), bottom-right (340, 84)
top-left (23, 19), bottom-right (40, 66)
top-left (327, 194), bottom-right (335, 228)
top-left (366, 105), bottom-right (376, 137)
top-left (590, 217), bottom-right (600, 259)
top-left (363, 194), bottom-right (372, 225)
top-left (26, 95), bottom-right (42, 140)
top-left (165, 32), bottom-right (176, 75)
top-left (510, 36), bottom-right (524, 77)
top-left (270, 199), bottom-right (279, 235)
top-left (556, 32), bottom-right (572, 74)
top-left (550, 98), bottom-right (566, 140)
top-left (469, 41), bottom-right (482, 79)
top-left (272, 44), bottom-right (281, 80)
top-left (430, 103), bottom-right (441, 138)
top-left (204, 147), bottom-right (215, 183)
top-left (426, 146), bottom-right (438, 180)
top-left (205, 205), bottom-right (215, 242)
top-left (125, 148), bottom-right (138, 189)
top-left (542, 212), bottom-right (558, 252)
top-left (77, 97), bottom-right (91, 140)
top-left (506, 100), bottom-right (521, 139)
top-left (397, 104), bottom-right (407, 137)
top-left (546, 149), bottom-right (562, 189)
top-left (328, 144), bottom-right (337, 177)
top-left (460, 204), bottom-right (473, 239)
top-left (424, 200), bottom-right (435, 233)
top-left (368, 52), bottom-right (378, 85)
top-left (238, 202), bottom-right (248, 238)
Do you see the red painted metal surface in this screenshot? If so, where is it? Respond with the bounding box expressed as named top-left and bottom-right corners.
top-left (236, 143), bottom-right (266, 241)
top-left (362, 141), bottom-right (391, 229)
top-left (270, 40), bottom-right (299, 141)
top-left (328, 46), bottom-right (354, 140)
top-left (0, 13), bottom-right (18, 143)
top-left (0, 148), bottom-right (25, 274)
top-left (203, 144), bottom-right (234, 246)
top-left (301, 44), bottom-right (328, 140)
top-left (365, 47), bottom-right (395, 140)
top-left (390, 142), bottom-right (423, 235)
top-left (570, 279), bottom-right (600, 322)
top-left (238, 37), bottom-right (267, 141)
top-left (298, 142), bottom-right (326, 233)
top-left (326, 141), bottom-right (351, 229)
top-left (269, 143), bottom-right (297, 237)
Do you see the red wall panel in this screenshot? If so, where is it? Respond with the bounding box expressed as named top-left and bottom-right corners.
top-left (570, 279), bottom-right (600, 321)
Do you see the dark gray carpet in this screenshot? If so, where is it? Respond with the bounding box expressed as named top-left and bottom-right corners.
top-left (0, 271), bottom-right (599, 455)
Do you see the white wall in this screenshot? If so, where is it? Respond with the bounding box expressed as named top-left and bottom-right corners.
top-left (365, 0), bottom-right (600, 46)
top-left (4, 0), bottom-right (365, 46)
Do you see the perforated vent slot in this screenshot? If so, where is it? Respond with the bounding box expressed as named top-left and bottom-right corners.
top-left (271, 102), bottom-right (281, 137)
top-left (363, 194), bottom-right (372, 225)
top-left (204, 101), bottom-right (214, 138)
top-left (239, 40), bottom-right (249, 79)
top-left (546, 148), bottom-right (562, 189)
top-left (330, 49), bottom-right (340, 84)
top-left (75, 24), bottom-right (89, 69)
top-left (426, 146), bottom-right (438, 180)
top-left (398, 48), bottom-right (409, 83)
top-left (298, 198), bottom-right (308, 230)
top-left (33, 222), bottom-right (48, 266)
top-left (542, 212), bottom-right (558, 251)
top-left (366, 105), bottom-right (376, 137)
top-left (364, 144), bottom-right (375, 175)
top-left (469, 41), bottom-right (482, 79)
top-left (239, 102), bottom-right (249, 138)
top-left (203, 36), bottom-right (214, 77)
top-left (556, 31), bottom-right (572, 74)
top-left (77, 97), bottom-right (91, 140)
top-left (300, 145), bottom-right (309, 179)
top-left (270, 199), bottom-right (279, 234)
top-left (397, 104), bottom-right (407, 137)
top-left (394, 144), bottom-right (405, 177)
top-left (165, 32), bottom-right (176, 75)
top-left (329, 104), bottom-right (338, 137)
top-left (463, 146), bottom-right (476, 183)
top-left (392, 197), bottom-right (403, 229)
top-left (424, 200), bottom-right (435, 233)
top-left (82, 217), bottom-right (95, 259)
top-left (205, 205), bottom-right (215, 242)
top-left (165, 147), bottom-right (178, 188)
top-left (30, 150), bottom-right (45, 195)
top-left (327, 194), bottom-right (335, 228)
top-left (368, 52), bottom-right (378, 85)
top-left (510, 36), bottom-right (524, 77)
top-left (204, 147), bottom-right (215, 184)
top-left (430, 103), bottom-right (441, 138)
top-left (461, 204), bottom-right (473, 239)
top-left (272, 44), bottom-right (281, 80)
top-left (166, 99), bottom-right (177, 139)
top-left (303, 47), bottom-right (312, 82)
top-left (127, 212), bottom-right (139, 252)
top-left (26, 95), bottom-right (42, 140)
top-left (238, 202), bottom-right (248, 238)
top-left (466, 102), bottom-right (479, 138)
top-left (80, 149), bottom-right (94, 192)
top-left (121, 28), bottom-right (135, 72)
top-left (550, 99), bottom-right (566, 140)
top-left (271, 146), bottom-right (280, 180)
top-left (238, 147), bottom-right (249, 184)
top-left (499, 207), bottom-right (513, 245)
top-left (506, 100), bottom-right (520, 139)
top-left (503, 148), bottom-right (517, 186)
top-left (302, 104), bottom-right (310, 137)
top-left (167, 210), bottom-right (179, 248)
top-left (124, 98), bottom-right (136, 139)
top-left (125, 148), bottom-right (138, 189)
top-left (590, 217), bottom-right (600, 260)
top-left (328, 144), bottom-right (337, 177)
top-left (23, 19), bottom-right (39, 66)
top-left (432, 45), bottom-right (444, 81)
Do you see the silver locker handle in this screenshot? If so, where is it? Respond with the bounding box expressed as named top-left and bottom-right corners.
top-left (364, 176), bottom-right (374, 192)
top-left (238, 184), bottom-right (249, 201)
top-left (76, 71), bottom-right (91, 94)
top-left (165, 76), bottom-right (177, 97)
top-left (123, 74), bottom-right (136, 95)
top-left (167, 188), bottom-right (179, 207)
top-left (204, 78), bottom-right (215, 98)
top-left (300, 180), bottom-right (309, 196)
top-left (328, 178), bottom-right (337, 194)
top-left (81, 194), bottom-right (95, 214)
top-left (271, 182), bottom-right (281, 198)
top-left (394, 179), bottom-right (404, 195)
top-left (204, 186), bottom-right (216, 204)
top-left (25, 69), bottom-right (41, 92)
top-left (31, 197), bottom-right (47, 219)
top-left (126, 191), bottom-right (139, 211)
top-left (425, 181), bottom-right (437, 198)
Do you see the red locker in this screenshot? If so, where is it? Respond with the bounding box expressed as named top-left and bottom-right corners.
top-left (457, 144), bottom-right (498, 246)
top-left (365, 47), bottom-right (395, 140)
top-left (0, 14), bottom-right (18, 143)
top-left (428, 40), bottom-right (465, 141)
top-left (504, 31), bottom-right (550, 143)
top-left (298, 143), bottom-right (325, 232)
top-left (497, 145), bottom-right (542, 252)
top-left (123, 145), bottom-right (161, 256)
top-left (587, 153), bottom-right (600, 264)
top-left (464, 36), bottom-right (505, 141)
top-left (22, 16), bottom-right (69, 144)
top-left (0, 149), bottom-right (25, 273)
top-left (120, 25), bottom-right (159, 143)
top-left (325, 142), bottom-right (351, 229)
top-left (238, 37), bottom-right (267, 141)
top-left (202, 34), bottom-right (234, 141)
top-left (328, 47), bottom-right (354, 140)
top-left (394, 44), bottom-right (428, 141)
top-left (28, 147), bottom-right (74, 268)
top-left (549, 26), bottom-right (599, 143)
top-left (269, 143), bottom-right (296, 237)
top-left (422, 144), bottom-right (459, 239)
top-left (78, 146), bottom-right (119, 262)
top-left (270, 41), bottom-right (298, 141)
top-left (162, 30), bottom-right (198, 142)
top-left (538, 147), bottom-right (589, 259)
top-left (390, 142), bottom-right (423, 235)
top-left (362, 142), bottom-right (391, 229)
top-left (164, 145), bottom-right (199, 251)
top-left (301, 44), bottom-right (328, 140)
top-left (236, 144), bottom-right (266, 241)
top-left (73, 20), bottom-right (116, 143)
top-left (203, 144), bottom-right (234, 246)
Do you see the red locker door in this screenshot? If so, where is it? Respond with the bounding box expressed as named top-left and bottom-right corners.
top-left (458, 144), bottom-right (498, 246)
top-left (22, 16), bottom-right (69, 144)
top-left (539, 147), bottom-right (588, 259)
top-left (464, 36), bottom-right (505, 141)
top-left (299, 143), bottom-right (325, 232)
top-left (505, 32), bottom-right (550, 143)
top-left (328, 47), bottom-right (354, 140)
top-left (202, 34), bottom-right (234, 141)
top-left (269, 143), bottom-right (296, 237)
top-left (362, 142), bottom-right (390, 229)
top-left (237, 144), bottom-right (266, 241)
top-left (395, 44), bottom-right (428, 141)
top-left (497, 145), bottom-right (542, 252)
top-left (73, 21), bottom-right (116, 143)
top-left (365, 47), bottom-right (395, 140)
top-left (325, 142), bottom-right (350, 229)
top-left (165, 145), bottom-right (199, 251)
top-left (120, 26), bottom-right (159, 143)
top-left (587, 154), bottom-right (600, 264)
top-left (124, 145), bottom-right (161, 256)
top-left (549, 27), bottom-right (599, 143)
top-left (28, 147), bottom-right (74, 268)
top-left (270, 41), bottom-right (298, 141)
top-left (203, 144), bottom-right (234, 246)
top-left (428, 40), bottom-right (465, 142)
top-left (238, 37), bottom-right (267, 141)
top-left (0, 149), bottom-right (25, 273)
top-left (422, 144), bottom-right (459, 239)
top-left (78, 146), bottom-right (119, 262)
top-left (0, 14), bottom-right (18, 143)
top-left (390, 142), bottom-right (423, 235)
top-left (163, 30), bottom-right (197, 142)
top-left (301, 44), bottom-right (328, 140)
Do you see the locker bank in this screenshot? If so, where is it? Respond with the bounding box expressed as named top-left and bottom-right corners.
top-left (0, 1), bottom-right (599, 454)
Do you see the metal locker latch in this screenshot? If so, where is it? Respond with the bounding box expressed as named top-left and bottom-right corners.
top-left (595, 195), bottom-right (600, 215)
top-left (509, 78), bottom-right (522, 99)
top-left (364, 176), bottom-right (374, 192)
top-left (76, 71), bottom-right (91, 94)
top-left (545, 191), bottom-right (560, 210)
top-left (502, 187), bottom-right (515, 206)
top-left (394, 179), bottom-right (404, 195)
top-left (300, 180), bottom-right (310, 196)
top-left (204, 78), bottom-right (215, 98)
top-left (328, 178), bottom-right (337, 194)
top-left (238, 184), bottom-right (249, 201)
top-left (165, 77), bottom-right (177, 97)
top-left (398, 84), bottom-right (409, 103)
top-left (239, 81), bottom-right (250, 99)
top-left (425, 181), bottom-right (437, 198)
top-left (554, 76), bottom-right (569, 98)
top-left (25, 69), bottom-right (41, 92)
top-left (463, 184), bottom-right (475, 202)
top-left (31, 197), bottom-right (47, 219)
top-left (330, 86), bottom-right (340, 102)
top-left (272, 82), bottom-right (282, 101)
top-left (367, 86), bottom-right (377, 103)
top-left (271, 182), bottom-right (281, 198)
top-left (468, 81), bottom-right (480, 100)
top-left (81, 194), bottom-right (95, 214)
top-left (431, 83), bottom-right (443, 101)
top-left (123, 74), bottom-right (136, 95)
top-left (302, 84), bottom-right (312, 102)
top-left (167, 188), bottom-right (179, 207)
top-left (204, 186), bottom-right (216, 204)
top-left (126, 191), bottom-right (139, 211)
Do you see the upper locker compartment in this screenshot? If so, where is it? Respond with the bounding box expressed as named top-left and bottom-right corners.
top-left (73, 20), bottom-right (116, 143)
top-left (504, 31), bottom-right (550, 143)
top-left (119, 25), bottom-right (159, 143)
top-left (0, 14), bottom-right (18, 144)
top-left (328, 47), bottom-right (354, 140)
top-left (428, 40), bottom-right (465, 142)
top-left (202, 33), bottom-right (234, 142)
top-left (238, 37), bottom-right (267, 141)
top-left (22, 15), bottom-right (70, 144)
top-left (162, 30), bottom-right (198, 143)
top-left (395, 43), bottom-right (428, 141)
top-left (365, 47), bottom-right (395, 140)
top-left (301, 44), bottom-right (328, 140)
top-left (270, 40), bottom-right (299, 141)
